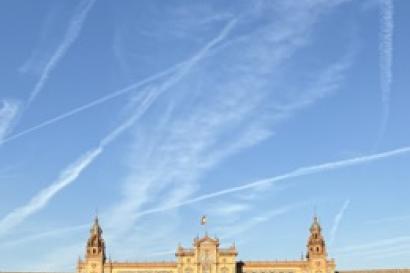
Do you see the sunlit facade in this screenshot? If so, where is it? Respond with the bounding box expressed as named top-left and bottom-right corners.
top-left (77, 216), bottom-right (335, 273)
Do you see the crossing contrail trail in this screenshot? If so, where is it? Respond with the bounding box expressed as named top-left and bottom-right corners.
top-left (27, 0), bottom-right (96, 104)
top-left (134, 145), bottom-right (410, 217)
top-left (0, 17), bottom-right (235, 146)
top-left (0, 19), bottom-right (236, 237)
top-left (0, 61), bottom-right (183, 146)
top-left (377, 0), bottom-right (394, 143)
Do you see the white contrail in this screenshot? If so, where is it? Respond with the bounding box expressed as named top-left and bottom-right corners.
top-left (378, 0), bottom-right (394, 142)
top-left (0, 19), bottom-right (236, 237)
top-left (134, 145), bottom-right (410, 217)
top-left (27, 0), bottom-right (96, 104)
top-left (0, 148), bottom-right (102, 237)
top-left (329, 199), bottom-right (350, 246)
top-left (0, 100), bottom-right (20, 142)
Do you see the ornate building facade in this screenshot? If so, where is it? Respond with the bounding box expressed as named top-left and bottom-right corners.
top-left (77, 216), bottom-right (335, 273)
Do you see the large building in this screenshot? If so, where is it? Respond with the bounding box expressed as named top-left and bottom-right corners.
top-left (77, 216), bottom-right (336, 273)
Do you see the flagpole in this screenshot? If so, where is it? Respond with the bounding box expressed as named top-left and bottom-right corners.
top-left (201, 215), bottom-right (208, 236)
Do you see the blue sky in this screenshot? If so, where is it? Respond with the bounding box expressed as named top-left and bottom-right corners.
top-left (0, 0), bottom-right (409, 271)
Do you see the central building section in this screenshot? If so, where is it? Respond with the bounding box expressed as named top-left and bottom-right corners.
top-left (176, 234), bottom-right (237, 273)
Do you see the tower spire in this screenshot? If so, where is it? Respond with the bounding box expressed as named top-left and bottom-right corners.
top-left (86, 215), bottom-right (106, 262)
top-left (306, 213), bottom-right (327, 259)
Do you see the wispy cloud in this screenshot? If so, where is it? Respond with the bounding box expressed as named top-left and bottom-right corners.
top-left (216, 204), bottom-right (297, 240)
top-left (329, 199), bottom-right (350, 246)
top-left (0, 1), bottom-right (353, 149)
top-left (377, 0), bottom-right (394, 143)
top-left (364, 247), bottom-right (410, 259)
top-left (21, 243), bottom-right (84, 272)
top-left (55, 3), bottom-right (357, 260)
top-left (103, 19), bottom-right (240, 235)
top-left (0, 100), bottom-right (20, 143)
top-left (335, 235), bottom-right (410, 258)
top-left (366, 214), bottom-right (410, 225)
top-left (1, 1), bottom-right (364, 269)
top-left (131, 144), bottom-right (410, 218)
top-left (209, 203), bottom-right (251, 217)
top-left (13, 51), bottom-right (410, 264)
top-left (27, 0), bottom-right (96, 104)
top-left (0, 17), bottom-right (236, 240)
top-left (105, 0), bottom-right (354, 235)
top-left (1, 224), bottom-right (88, 248)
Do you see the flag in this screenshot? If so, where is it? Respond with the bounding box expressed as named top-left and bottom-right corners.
top-left (200, 215), bottom-right (207, 225)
